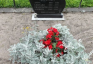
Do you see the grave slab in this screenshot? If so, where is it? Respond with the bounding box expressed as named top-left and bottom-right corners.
top-left (32, 13), bottom-right (65, 20)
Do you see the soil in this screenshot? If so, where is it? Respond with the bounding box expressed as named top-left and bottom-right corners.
top-left (0, 12), bottom-right (93, 64)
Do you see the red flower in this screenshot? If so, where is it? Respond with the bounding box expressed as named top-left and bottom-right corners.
top-left (40, 39), bottom-right (45, 44)
top-left (53, 28), bottom-right (58, 33)
top-left (59, 45), bottom-right (64, 49)
top-left (47, 27), bottom-right (53, 32)
top-left (56, 41), bottom-right (63, 47)
top-left (39, 39), bottom-right (44, 42)
top-left (48, 44), bottom-right (52, 49)
top-left (46, 34), bottom-right (52, 39)
top-left (55, 37), bottom-right (59, 40)
top-left (40, 27), bottom-right (67, 57)
top-left (48, 31), bottom-right (54, 36)
top-left (56, 32), bottom-right (59, 36)
top-left (65, 48), bottom-right (67, 50)
top-left (44, 39), bottom-right (51, 45)
top-left (56, 49), bottom-right (58, 53)
top-left (44, 45), bottom-right (47, 48)
top-left (56, 53), bottom-right (60, 57)
top-left (61, 52), bottom-right (64, 55)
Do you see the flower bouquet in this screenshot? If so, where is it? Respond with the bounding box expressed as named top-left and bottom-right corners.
top-left (8, 24), bottom-right (93, 64)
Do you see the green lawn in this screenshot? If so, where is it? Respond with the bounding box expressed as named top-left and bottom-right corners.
top-left (0, 0), bottom-right (93, 8)
top-left (0, 0), bottom-right (31, 8)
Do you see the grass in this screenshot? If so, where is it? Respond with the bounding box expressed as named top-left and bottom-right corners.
top-left (0, 0), bottom-right (31, 8)
top-left (81, 0), bottom-right (93, 7)
top-left (0, 0), bottom-right (93, 8)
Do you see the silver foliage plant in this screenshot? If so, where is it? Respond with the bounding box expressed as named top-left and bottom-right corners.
top-left (8, 24), bottom-right (93, 64)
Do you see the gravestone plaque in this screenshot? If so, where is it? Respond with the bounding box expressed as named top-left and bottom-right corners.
top-left (29, 0), bottom-right (66, 18)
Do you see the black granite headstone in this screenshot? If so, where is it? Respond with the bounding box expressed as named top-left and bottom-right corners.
top-left (29, 0), bottom-right (66, 18)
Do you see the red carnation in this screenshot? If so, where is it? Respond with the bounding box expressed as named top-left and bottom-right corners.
top-left (61, 52), bottom-right (64, 55)
top-left (56, 49), bottom-right (58, 53)
top-left (56, 32), bottom-right (59, 36)
top-left (47, 27), bottom-right (53, 32)
top-left (40, 27), bottom-right (67, 57)
top-left (40, 39), bottom-right (45, 44)
top-left (56, 53), bottom-right (60, 57)
top-left (59, 45), bottom-right (64, 49)
top-left (53, 28), bottom-right (58, 33)
top-left (44, 39), bottom-right (51, 45)
top-left (48, 31), bottom-right (54, 36)
top-left (56, 41), bottom-right (63, 47)
top-left (39, 39), bottom-right (44, 42)
top-left (44, 45), bottom-right (47, 48)
top-left (48, 44), bottom-right (52, 50)
top-left (46, 34), bottom-right (52, 39)
top-left (55, 37), bottom-right (59, 40)
top-left (65, 48), bottom-right (67, 50)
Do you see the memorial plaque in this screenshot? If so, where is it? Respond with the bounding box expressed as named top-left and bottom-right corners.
top-left (29, 0), bottom-right (66, 18)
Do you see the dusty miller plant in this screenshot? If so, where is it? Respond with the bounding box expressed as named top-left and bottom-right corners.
top-left (8, 24), bottom-right (93, 64)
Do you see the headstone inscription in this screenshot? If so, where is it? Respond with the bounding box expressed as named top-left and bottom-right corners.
top-left (29, 0), bottom-right (66, 18)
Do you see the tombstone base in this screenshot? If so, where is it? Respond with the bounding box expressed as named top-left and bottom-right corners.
top-left (37, 14), bottom-right (62, 18)
top-left (32, 13), bottom-right (65, 20)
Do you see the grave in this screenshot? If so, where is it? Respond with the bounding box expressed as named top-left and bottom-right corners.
top-left (29, 0), bottom-right (66, 20)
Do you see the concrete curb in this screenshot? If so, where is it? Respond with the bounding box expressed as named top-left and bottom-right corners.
top-left (0, 8), bottom-right (32, 13)
top-left (0, 7), bottom-right (93, 13)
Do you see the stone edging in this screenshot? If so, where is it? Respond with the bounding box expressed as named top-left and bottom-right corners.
top-left (0, 7), bottom-right (93, 13)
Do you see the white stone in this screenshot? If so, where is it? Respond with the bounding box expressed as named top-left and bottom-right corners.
top-left (32, 13), bottom-right (65, 20)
